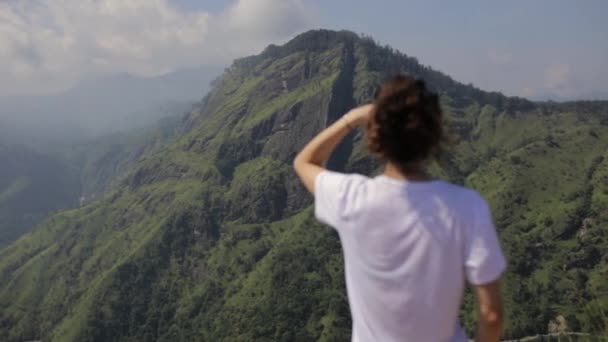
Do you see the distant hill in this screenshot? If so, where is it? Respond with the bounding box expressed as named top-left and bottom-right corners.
top-left (68, 114), bottom-right (187, 202)
top-left (0, 114), bottom-right (185, 248)
top-left (0, 66), bottom-right (222, 146)
top-left (0, 145), bottom-right (80, 248)
top-left (0, 30), bottom-right (606, 341)
top-left (0, 66), bottom-right (220, 247)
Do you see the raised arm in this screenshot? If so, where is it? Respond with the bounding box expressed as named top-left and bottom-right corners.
top-left (472, 279), bottom-right (504, 342)
top-left (293, 104), bottom-right (373, 193)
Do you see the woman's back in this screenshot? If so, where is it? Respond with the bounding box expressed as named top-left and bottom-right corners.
top-left (315, 172), bottom-right (505, 342)
top-left (294, 74), bottom-right (506, 341)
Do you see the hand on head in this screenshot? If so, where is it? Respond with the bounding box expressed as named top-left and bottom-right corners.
top-left (346, 104), bottom-right (375, 127)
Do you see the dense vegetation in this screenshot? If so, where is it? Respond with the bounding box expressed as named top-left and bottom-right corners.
top-left (0, 30), bottom-right (607, 341)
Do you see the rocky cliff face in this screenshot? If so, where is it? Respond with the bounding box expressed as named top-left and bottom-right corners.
top-left (0, 30), bottom-right (607, 341)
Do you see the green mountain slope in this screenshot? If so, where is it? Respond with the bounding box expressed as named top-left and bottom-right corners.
top-left (1, 30), bottom-right (607, 341)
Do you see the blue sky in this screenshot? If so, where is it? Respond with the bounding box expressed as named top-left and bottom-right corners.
top-left (172, 0), bottom-right (608, 100)
top-left (1, 0), bottom-right (606, 100)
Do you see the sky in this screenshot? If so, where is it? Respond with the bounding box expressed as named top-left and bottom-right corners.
top-left (1, 0), bottom-right (607, 100)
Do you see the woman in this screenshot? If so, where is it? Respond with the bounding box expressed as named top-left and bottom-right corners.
top-left (294, 75), bottom-right (506, 342)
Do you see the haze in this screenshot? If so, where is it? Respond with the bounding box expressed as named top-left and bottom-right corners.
top-left (1, 0), bottom-right (607, 144)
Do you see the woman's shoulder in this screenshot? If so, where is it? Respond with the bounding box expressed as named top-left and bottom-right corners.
top-left (318, 170), bottom-right (372, 188)
top-left (432, 180), bottom-right (489, 206)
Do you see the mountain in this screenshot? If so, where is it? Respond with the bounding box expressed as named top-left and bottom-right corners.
top-left (0, 114), bottom-right (186, 248)
top-left (0, 66), bottom-right (222, 146)
top-left (1, 30), bottom-right (607, 341)
top-left (531, 91), bottom-right (608, 102)
top-left (65, 113), bottom-right (188, 203)
top-left (0, 145), bottom-right (80, 248)
top-left (0, 62), bottom-right (218, 245)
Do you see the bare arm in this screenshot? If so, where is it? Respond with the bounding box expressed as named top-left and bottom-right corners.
top-left (293, 105), bottom-right (373, 193)
top-left (473, 279), bottom-right (504, 342)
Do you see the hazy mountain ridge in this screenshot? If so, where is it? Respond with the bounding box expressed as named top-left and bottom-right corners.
top-left (0, 113), bottom-right (188, 248)
top-left (69, 113), bottom-right (189, 203)
top-left (0, 66), bottom-right (222, 146)
top-left (0, 144), bottom-right (81, 248)
top-left (0, 30), bottom-right (606, 341)
top-left (0, 65), bottom-right (217, 247)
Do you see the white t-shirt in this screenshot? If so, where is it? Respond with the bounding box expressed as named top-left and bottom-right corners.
top-left (314, 171), bottom-right (506, 342)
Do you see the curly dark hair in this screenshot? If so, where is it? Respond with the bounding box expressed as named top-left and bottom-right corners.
top-left (366, 75), bottom-right (445, 172)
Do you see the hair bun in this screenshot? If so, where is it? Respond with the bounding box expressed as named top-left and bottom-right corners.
top-left (366, 75), bottom-right (444, 171)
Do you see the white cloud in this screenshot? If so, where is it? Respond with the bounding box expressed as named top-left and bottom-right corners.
top-left (543, 63), bottom-right (571, 89)
top-left (520, 87), bottom-right (536, 98)
top-left (518, 63), bottom-right (601, 101)
top-left (0, 0), bottom-right (313, 96)
top-left (487, 49), bottom-right (512, 66)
